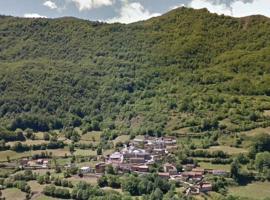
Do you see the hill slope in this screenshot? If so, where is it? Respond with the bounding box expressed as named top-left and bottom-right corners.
top-left (0, 8), bottom-right (270, 135)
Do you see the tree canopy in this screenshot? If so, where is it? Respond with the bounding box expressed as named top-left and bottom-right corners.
top-left (0, 8), bottom-right (270, 134)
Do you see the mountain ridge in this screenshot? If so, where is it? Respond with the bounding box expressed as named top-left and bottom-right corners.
top-left (0, 7), bottom-right (269, 24)
top-left (0, 7), bottom-right (270, 135)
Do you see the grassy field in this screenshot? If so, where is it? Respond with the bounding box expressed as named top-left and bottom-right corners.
top-left (173, 127), bottom-right (192, 136)
top-left (241, 127), bottom-right (270, 136)
top-left (2, 188), bottom-right (26, 200)
top-left (218, 134), bottom-right (253, 149)
top-left (198, 162), bottom-right (231, 171)
top-left (74, 149), bottom-right (96, 156)
top-left (219, 118), bottom-right (239, 132)
top-left (0, 150), bottom-right (30, 161)
top-left (218, 134), bottom-right (236, 146)
top-left (102, 187), bottom-right (123, 194)
top-left (7, 140), bottom-right (49, 147)
top-left (34, 132), bottom-right (46, 140)
top-left (0, 168), bottom-right (14, 177)
top-left (208, 146), bottom-right (248, 155)
top-left (113, 135), bottom-right (130, 145)
top-left (263, 110), bottom-right (270, 117)
top-left (76, 140), bottom-right (98, 146)
top-left (0, 148), bottom-right (71, 162)
top-left (34, 194), bottom-right (60, 200)
top-left (134, 135), bottom-right (145, 140)
top-left (103, 149), bottom-right (115, 157)
top-left (228, 182), bottom-right (270, 199)
top-left (54, 157), bottom-right (71, 166)
top-left (28, 180), bottom-right (47, 193)
top-left (67, 175), bottom-right (98, 185)
top-left (190, 138), bottom-right (203, 146)
top-left (81, 131), bottom-right (102, 142)
top-left (177, 137), bottom-right (202, 146)
top-left (33, 148), bottom-right (71, 157)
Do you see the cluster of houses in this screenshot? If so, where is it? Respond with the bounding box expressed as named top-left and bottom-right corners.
top-left (16, 136), bottom-right (228, 196)
top-left (80, 136), bottom-right (177, 175)
top-left (80, 136), bottom-right (228, 195)
top-left (106, 136), bottom-right (177, 173)
top-left (171, 166), bottom-right (227, 195)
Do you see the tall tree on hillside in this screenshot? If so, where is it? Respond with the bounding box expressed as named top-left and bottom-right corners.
top-left (230, 159), bottom-right (241, 182)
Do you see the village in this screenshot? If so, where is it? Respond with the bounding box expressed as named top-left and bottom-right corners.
top-left (0, 128), bottom-right (268, 200)
top-left (14, 135), bottom-right (230, 196)
top-left (77, 136), bottom-right (228, 196)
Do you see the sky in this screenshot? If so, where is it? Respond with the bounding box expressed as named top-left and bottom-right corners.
top-left (0, 0), bottom-right (269, 23)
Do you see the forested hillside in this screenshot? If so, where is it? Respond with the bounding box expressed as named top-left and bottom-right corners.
top-left (0, 7), bottom-right (270, 136)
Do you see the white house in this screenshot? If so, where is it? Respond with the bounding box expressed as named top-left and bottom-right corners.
top-left (80, 166), bottom-right (91, 174)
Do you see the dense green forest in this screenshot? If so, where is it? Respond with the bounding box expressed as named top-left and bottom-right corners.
top-left (0, 7), bottom-right (270, 135)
